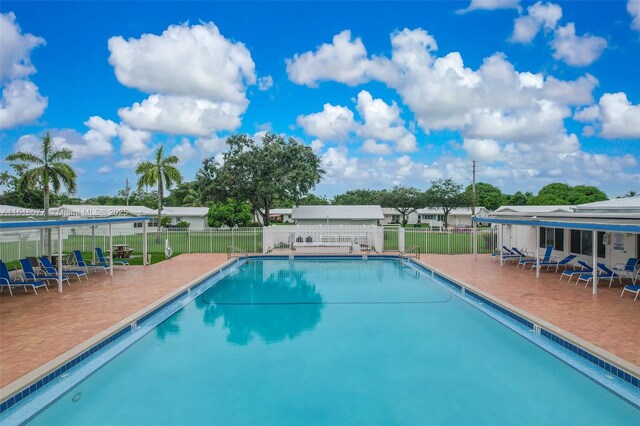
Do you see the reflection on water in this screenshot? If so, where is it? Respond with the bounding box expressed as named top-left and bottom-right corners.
top-left (155, 310), bottom-right (183, 341)
top-left (195, 261), bottom-right (323, 345)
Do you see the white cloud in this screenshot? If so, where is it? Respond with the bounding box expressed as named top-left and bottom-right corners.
top-left (0, 12), bottom-right (45, 82)
top-left (97, 166), bottom-right (112, 174)
top-left (0, 80), bottom-right (47, 129)
top-left (109, 21), bottom-right (254, 137)
top-left (14, 119), bottom-right (116, 161)
top-left (462, 138), bottom-right (502, 163)
top-left (195, 134), bottom-right (227, 154)
top-left (118, 94), bottom-right (243, 136)
top-left (599, 92), bottom-right (640, 139)
top-left (629, 0), bottom-right (640, 30)
top-left (356, 90), bottom-right (417, 152)
top-left (297, 103), bottom-right (356, 141)
top-left (574, 105), bottom-right (600, 122)
top-left (170, 139), bottom-right (196, 164)
top-left (457, 0), bottom-right (521, 14)
top-left (117, 124), bottom-right (151, 155)
top-left (310, 139), bottom-right (324, 153)
top-left (361, 139), bottom-right (392, 155)
top-left (257, 76), bottom-right (273, 91)
top-left (551, 23), bottom-right (607, 67)
top-left (0, 12), bottom-right (47, 129)
top-left (285, 30), bottom-right (393, 87)
top-left (510, 1), bottom-right (562, 44)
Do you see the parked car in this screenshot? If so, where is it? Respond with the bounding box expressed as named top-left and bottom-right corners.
top-left (453, 224), bottom-right (472, 233)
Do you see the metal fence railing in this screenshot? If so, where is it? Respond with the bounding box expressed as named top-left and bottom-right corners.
top-left (0, 225), bottom-right (497, 263)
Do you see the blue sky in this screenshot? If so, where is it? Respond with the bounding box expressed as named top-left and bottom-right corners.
top-left (1, 0), bottom-right (639, 199)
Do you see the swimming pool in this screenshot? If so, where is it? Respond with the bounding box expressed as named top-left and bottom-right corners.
top-left (6, 258), bottom-right (640, 424)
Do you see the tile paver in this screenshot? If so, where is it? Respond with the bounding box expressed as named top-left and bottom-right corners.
top-left (418, 254), bottom-right (639, 368)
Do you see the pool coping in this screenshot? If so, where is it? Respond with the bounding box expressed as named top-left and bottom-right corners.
top-left (410, 258), bottom-right (640, 385)
top-left (0, 258), bottom-right (238, 410)
top-left (1, 254), bottom-right (638, 414)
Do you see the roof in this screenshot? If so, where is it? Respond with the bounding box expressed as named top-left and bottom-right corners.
top-left (576, 196), bottom-right (640, 212)
top-left (55, 204), bottom-right (156, 217)
top-left (493, 205), bottom-right (575, 214)
top-left (292, 205), bottom-right (384, 220)
top-left (0, 205), bottom-right (47, 217)
top-left (162, 207), bottom-right (209, 217)
top-left (270, 208), bottom-right (292, 215)
top-left (474, 216), bottom-right (640, 234)
top-left (416, 207), bottom-right (488, 216)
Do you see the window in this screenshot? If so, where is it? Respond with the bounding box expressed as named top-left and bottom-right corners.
top-left (134, 222), bottom-right (142, 228)
top-left (570, 230), bottom-right (605, 257)
top-left (148, 218), bottom-right (159, 228)
top-left (539, 227), bottom-right (564, 251)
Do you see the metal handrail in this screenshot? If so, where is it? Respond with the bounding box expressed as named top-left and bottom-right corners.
top-left (399, 245), bottom-right (420, 260)
top-left (227, 245), bottom-right (248, 259)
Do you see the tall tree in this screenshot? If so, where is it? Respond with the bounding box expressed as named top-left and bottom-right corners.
top-left (208, 133), bottom-right (324, 225)
top-left (207, 198), bottom-right (253, 228)
top-left (381, 185), bottom-right (425, 226)
top-left (425, 179), bottom-right (469, 229)
top-left (6, 132), bottom-right (77, 253)
top-left (527, 183), bottom-right (607, 205)
top-left (333, 189), bottom-right (387, 205)
top-left (464, 182), bottom-right (505, 211)
top-left (135, 146), bottom-right (183, 237)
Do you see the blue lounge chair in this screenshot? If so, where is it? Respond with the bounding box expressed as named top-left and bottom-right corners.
top-left (517, 245), bottom-right (553, 270)
top-left (19, 258), bottom-right (67, 287)
top-left (72, 250), bottom-right (108, 274)
top-left (95, 247), bottom-right (128, 268)
top-left (613, 258), bottom-right (639, 284)
top-left (39, 256), bottom-right (87, 282)
top-left (560, 260), bottom-right (592, 282)
top-left (0, 261), bottom-right (47, 295)
top-left (577, 263), bottom-right (621, 288)
top-left (534, 254), bottom-right (577, 273)
top-left (491, 246), bottom-right (515, 262)
top-left (620, 285), bottom-right (640, 301)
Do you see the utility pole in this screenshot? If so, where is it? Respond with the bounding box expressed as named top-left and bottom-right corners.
top-left (124, 178), bottom-right (131, 206)
top-left (471, 160), bottom-right (476, 217)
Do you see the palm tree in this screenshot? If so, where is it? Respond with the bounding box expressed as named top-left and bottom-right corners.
top-left (6, 132), bottom-right (77, 253)
top-left (135, 146), bottom-right (183, 241)
top-left (182, 188), bottom-right (205, 207)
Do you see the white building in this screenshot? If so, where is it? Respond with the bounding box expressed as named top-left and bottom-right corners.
top-left (381, 208), bottom-right (419, 225)
top-left (162, 207), bottom-right (210, 229)
top-left (416, 207), bottom-right (489, 228)
top-left (486, 198), bottom-right (640, 277)
top-left (291, 205), bottom-right (384, 225)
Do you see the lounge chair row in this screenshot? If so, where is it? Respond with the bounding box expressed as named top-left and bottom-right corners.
top-left (0, 248), bottom-right (129, 296)
top-left (492, 246), bottom-right (640, 301)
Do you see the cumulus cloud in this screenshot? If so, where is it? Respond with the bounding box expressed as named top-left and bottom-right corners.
top-left (551, 23), bottom-right (607, 67)
top-left (195, 134), bottom-right (227, 154)
top-left (510, 1), bottom-right (562, 43)
top-left (457, 0), bottom-right (521, 14)
top-left (97, 166), bottom-right (112, 174)
top-left (361, 139), bottom-right (392, 155)
top-left (297, 103), bottom-right (356, 140)
top-left (108, 21), bottom-right (254, 136)
top-left (170, 138), bottom-right (196, 164)
top-left (118, 94), bottom-right (243, 136)
top-left (462, 138), bottom-right (502, 163)
top-left (0, 80), bottom-right (47, 129)
top-left (629, 0), bottom-right (640, 30)
top-left (0, 12), bottom-right (47, 129)
top-left (285, 30), bottom-right (393, 87)
top-left (14, 117), bottom-right (117, 160)
top-left (117, 124), bottom-right (151, 155)
top-left (257, 76), bottom-right (273, 91)
top-left (598, 93), bottom-right (640, 139)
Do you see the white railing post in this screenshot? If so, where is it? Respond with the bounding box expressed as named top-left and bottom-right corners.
top-left (188, 228), bottom-right (191, 254)
top-left (398, 227), bottom-right (405, 252)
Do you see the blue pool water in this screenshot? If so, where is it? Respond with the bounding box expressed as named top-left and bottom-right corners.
top-left (24, 259), bottom-right (640, 424)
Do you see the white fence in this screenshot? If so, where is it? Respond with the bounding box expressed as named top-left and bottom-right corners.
top-left (0, 224), bottom-right (497, 263)
top-left (263, 225), bottom-right (384, 254)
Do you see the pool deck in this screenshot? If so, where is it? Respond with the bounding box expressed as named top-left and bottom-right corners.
top-left (0, 253), bottom-right (232, 398)
top-left (417, 254), bottom-right (640, 372)
top-left (1, 253), bottom-right (638, 402)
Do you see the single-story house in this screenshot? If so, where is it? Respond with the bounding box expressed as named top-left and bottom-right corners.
top-left (291, 205), bottom-right (384, 225)
top-left (162, 207), bottom-right (210, 229)
top-left (53, 205), bottom-right (157, 232)
top-left (485, 198), bottom-right (640, 285)
top-left (381, 208), bottom-right (419, 225)
top-left (254, 208), bottom-right (293, 224)
top-left (416, 207), bottom-right (489, 228)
